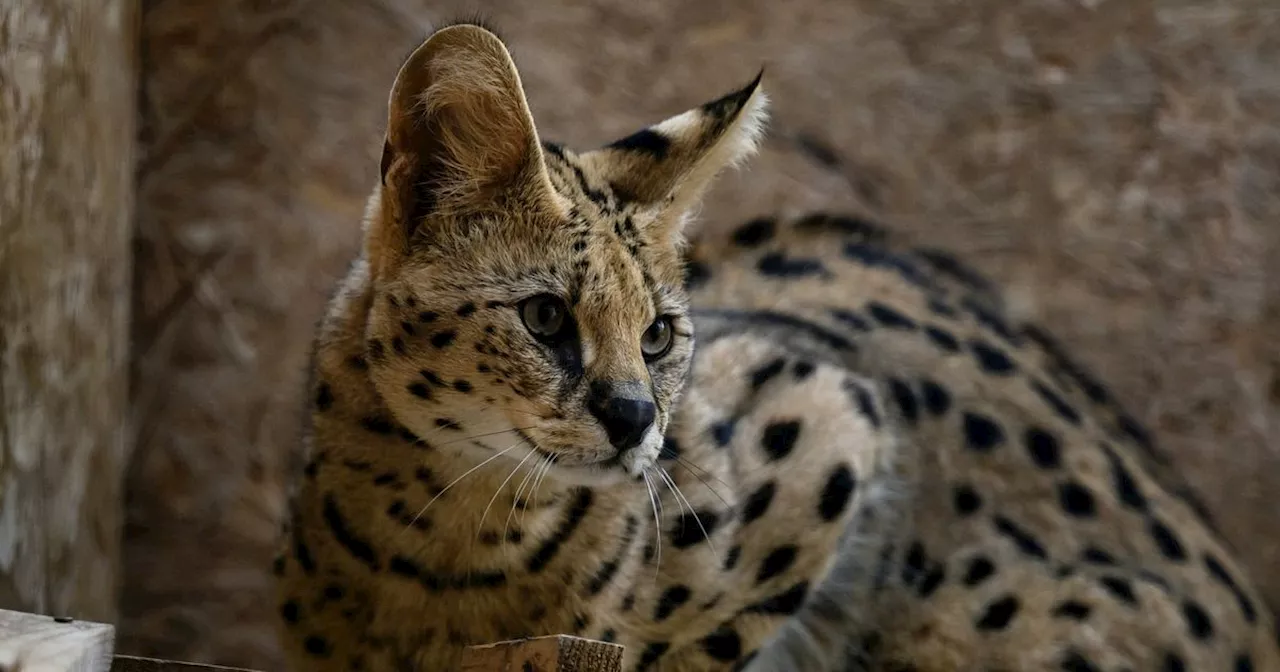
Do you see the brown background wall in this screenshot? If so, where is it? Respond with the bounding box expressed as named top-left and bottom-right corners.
top-left (126, 0), bottom-right (1280, 667)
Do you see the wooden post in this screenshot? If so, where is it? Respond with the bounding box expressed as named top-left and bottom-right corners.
top-left (461, 636), bottom-right (624, 672)
top-left (0, 610), bottom-right (618, 672)
top-left (0, 609), bottom-right (114, 672)
top-left (0, 0), bottom-right (138, 622)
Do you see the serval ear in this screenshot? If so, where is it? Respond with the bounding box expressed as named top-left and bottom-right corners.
top-left (577, 72), bottom-right (769, 236)
top-left (371, 22), bottom-right (554, 275)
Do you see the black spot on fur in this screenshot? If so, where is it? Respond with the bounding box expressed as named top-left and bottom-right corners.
top-left (417, 311), bottom-right (438, 323)
top-left (1052, 600), bottom-right (1092, 621)
top-left (1059, 650), bottom-right (1101, 672)
top-left (1182, 600), bottom-right (1214, 640)
top-left (280, 600), bottom-right (301, 624)
top-left (1082, 547), bottom-right (1117, 565)
top-left (1203, 553), bottom-right (1257, 624)
top-left (692, 308), bottom-right (856, 352)
top-left (757, 545), bottom-right (799, 583)
top-left (634, 641), bottom-right (670, 672)
top-left (963, 412), bottom-right (1005, 452)
top-left (744, 581), bottom-right (809, 615)
top-left (889, 378), bottom-right (918, 425)
top-left (970, 339), bottom-right (1017, 375)
top-left (425, 329), bottom-right (457, 350)
top-left (742, 481), bottom-right (777, 524)
top-left (456, 302), bottom-right (476, 317)
top-left (867, 301), bottom-right (917, 330)
top-left (408, 382), bottom-right (431, 399)
top-left (711, 419), bottom-right (736, 447)
top-left (920, 379), bottom-right (951, 416)
top-left (654, 585), bottom-right (692, 621)
top-left (1032, 380), bottom-right (1081, 425)
top-left (701, 626), bottom-right (743, 661)
top-left (387, 554), bottom-right (506, 591)
top-left (585, 515), bottom-right (638, 595)
top-left (315, 383), bottom-right (333, 411)
top-left (750, 357), bottom-right (786, 390)
top-left (924, 325), bottom-right (961, 352)
top-left (793, 360), bottom-right (815, 379)
top-left (1058, 481), bottom-right (1097, 518)
top-left (526, 488), bottom-right (593, 572)
top-left (760, 420), bottom-right (801, 461)
top-left (723, 545), bottom-right (742, 571)
top-left (671, 509), bottom-right (721, 549)
top-left (917, 567), bottom-right (945, 598)
top-left (361, 415), bottom-right (396, 435)
top-left (1098, 576), bottom-right (1138, 606)
top-left (1025, 427), bottom-right (1061, 469)
top-left (799, 212), bottom-right (886, 239)
top-left (819, 465), bottom-right (856, 521)
top-left (758, 252), bottom-right (828, 278)
top-left (732, 218), bottom-right (776, 247)
top-left (684, 259), bottom-right (711, 290)
top-left (993, 516), bottom-right (1048, 559)
top-left (304, 635), bottom-right (332, 657)
top-left (1236, 655), bottom-right (1255, 672)
top-left (1103, 444), bottom-right (1148, 512)
top-left (974, 595), bottom-right (1020, 630)
top-left (953, 484), bottom-right (982, 516)
top-left (845, 380), bottom-right (881, 427)
top-left (1148, 518), bottom-right (1187, 561)
top-left (830, 308), bottom-right (871, 331)
top-left (902, 541), bottom-right (927, 585)
top-left (1163, 653), bottom-right (1187, 672)
top-left (323, 494), bottom-right (379, 571)
top-left (842, 242), bottom-right (936, 290)
top-left (963, 556), bottom-right (995, 586)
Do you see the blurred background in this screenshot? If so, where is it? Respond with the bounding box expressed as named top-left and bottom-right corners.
top-left (2, 0), bottom-right (1277, 668)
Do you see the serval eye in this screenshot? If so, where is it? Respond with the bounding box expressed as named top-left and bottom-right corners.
top-left (640, 316), bottom-right (675, 360)
top-left (520, 294), bottom-right (569, 340)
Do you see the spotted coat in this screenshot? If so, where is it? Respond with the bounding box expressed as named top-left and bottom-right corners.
top-left (273, 20), bottom-right (1280, 672)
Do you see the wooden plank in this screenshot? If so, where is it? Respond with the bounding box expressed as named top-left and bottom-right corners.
top-left (461, 636), bottom-right (623, 672)
top-left (0, 609), bottom-right (114, 672)
top-left (0, 0), bottom-right (138, 622)
top-left (109, 656), bottom-right (261, 672)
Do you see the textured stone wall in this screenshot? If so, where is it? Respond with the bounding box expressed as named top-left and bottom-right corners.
top-left (0, 0), bottom-right (137, 622)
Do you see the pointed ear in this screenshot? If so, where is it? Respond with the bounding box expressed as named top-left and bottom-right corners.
top-left (373, 24), bottom-right (551, 269)
top-left (578, 72), bottom-right (769, 223)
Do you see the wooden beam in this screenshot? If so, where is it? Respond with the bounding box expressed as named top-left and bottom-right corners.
top-left (0, 0), bottom-right (139, 622)
top-left (461, 635), bottom-right (624, 672)
top-left (109, 656), bottom-right (261, 672)
top-left (0, 609), bottom-right (114, 672)
top-left (0, 613), bottom-right (620, 672)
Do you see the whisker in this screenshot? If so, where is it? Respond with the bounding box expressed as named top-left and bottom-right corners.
top-left (673, 454), bottom-right (734, 492)
top-left (641, 469), bottom-right (663, 582)
top-left (659, 465), bottom-right (719, 561)
top-left (435, 425), bottom-right (539, 448)
top-left (504, 453), bottom-right (548, 565)
top-left (671, 456), bottom-right (731, 509)
top-left (400, 441), bottom-right (519, 535)
top-left (476, 441), bottom-right (537, 544)
top-left (524, 453), bottom-right (558, 528)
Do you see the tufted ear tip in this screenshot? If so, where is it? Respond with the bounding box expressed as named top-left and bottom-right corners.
top-left (577, 69), bottom-right (772, 221)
